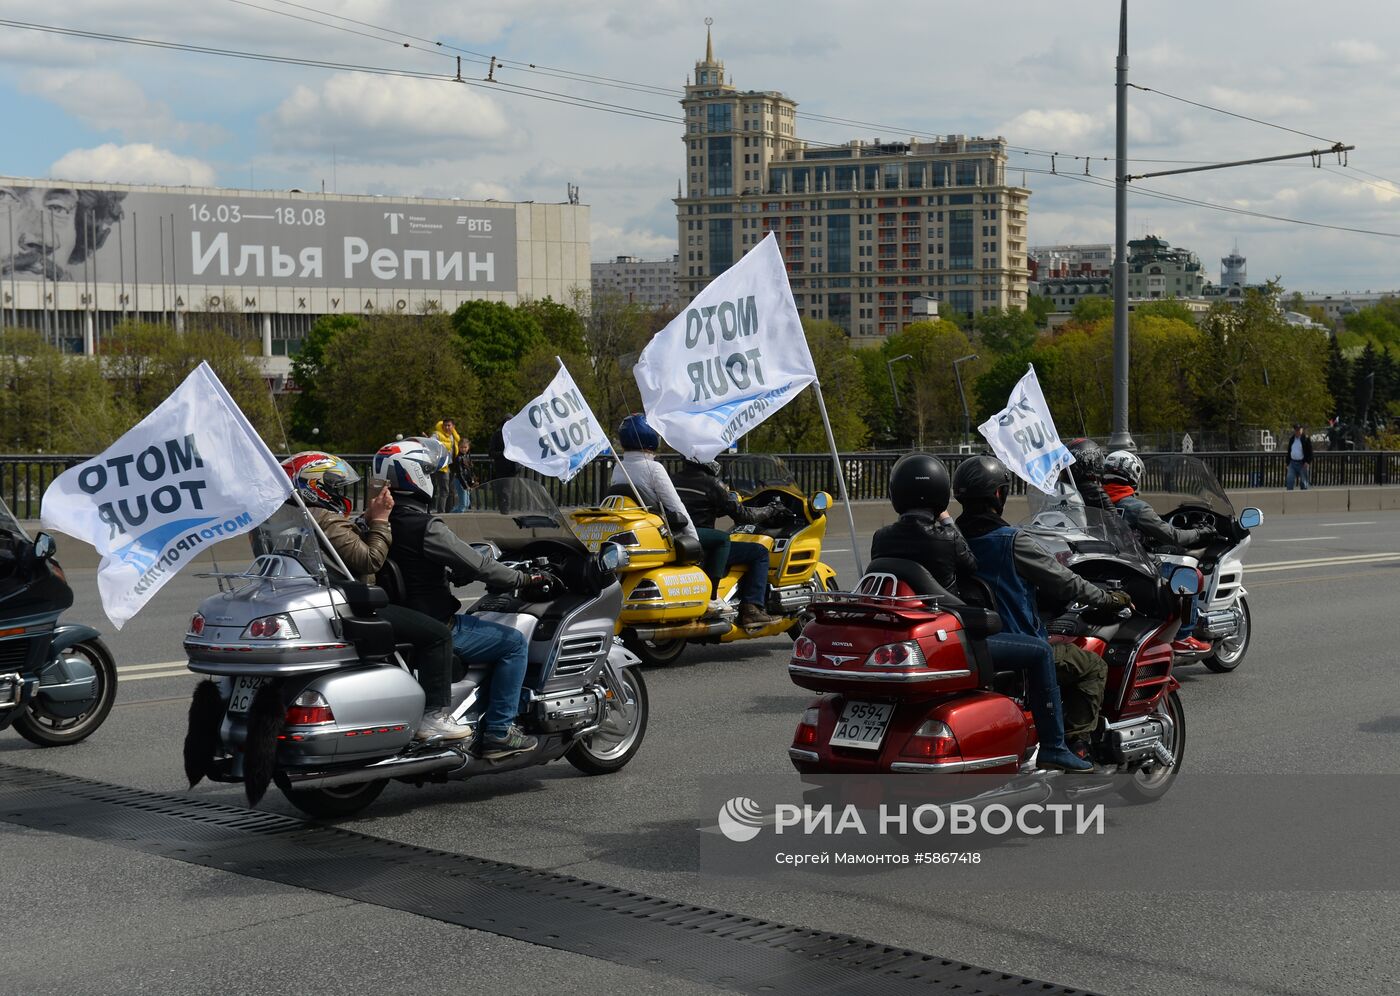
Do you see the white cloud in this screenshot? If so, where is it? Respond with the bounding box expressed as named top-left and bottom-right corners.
top-left (22, 70), bottom-right (227, 146)
top-left (997, 109), bottom-right (1103, 150)
top-left (1326, 39), bottom-right (1384, 65)
top-left (1203, 86), bottom-right (1315, 119)
top-left (266, 73), bottom-right (512, 161)
top-left (591, 221), bottom-right (676, 262)
top-left (49, 144), bottom-right (217, 186)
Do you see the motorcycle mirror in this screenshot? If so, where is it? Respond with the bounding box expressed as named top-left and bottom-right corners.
top-left (1169, 566), bottom-right (1200, 596)
top-left (469, 541), bottom-right (502, 561)
top-left (811, 491), bottom-right (832, 513)
top-left (33, 532), bottom-right (56, 561)
top-left (1238, 507), bottom-right (1262, 530)
top-left (598, 541), bottom-right (630, 572)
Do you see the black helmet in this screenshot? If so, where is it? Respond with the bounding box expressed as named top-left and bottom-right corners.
top-left (888, 453), bottom-right (951, 515)
top-left (952, 454), bottom-right (1014, 502)
top-left (683, 458), bottom-right (723, 478)
top-left (1066, 438), bottom-right (1105, 485)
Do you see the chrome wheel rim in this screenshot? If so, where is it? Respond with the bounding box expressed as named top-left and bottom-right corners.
top-left (581, 669), bottom-right (643, 761)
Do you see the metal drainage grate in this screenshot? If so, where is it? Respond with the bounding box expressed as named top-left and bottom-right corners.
top-left (0, 762), bottom-right (1097, 996)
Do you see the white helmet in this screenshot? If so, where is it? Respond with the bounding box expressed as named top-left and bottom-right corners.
top-left (1103, 449), bottom-right (1144, 488)
top-left (373, 436), bottom-right (450, 501)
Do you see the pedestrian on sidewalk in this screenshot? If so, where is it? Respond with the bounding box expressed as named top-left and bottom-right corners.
top-left (1285, 423), bottom-right (1312, 491)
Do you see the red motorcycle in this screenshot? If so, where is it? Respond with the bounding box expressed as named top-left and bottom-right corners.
top-left (787, 495), bottom-right (1197, 803)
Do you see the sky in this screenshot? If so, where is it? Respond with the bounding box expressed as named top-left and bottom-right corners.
top-left (1, 0), bottom-right (1398, 295)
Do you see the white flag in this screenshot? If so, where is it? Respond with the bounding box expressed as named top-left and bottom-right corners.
top-left (977, 364), bottom-right (1076, 496)
top-left (501, 358), bottom-right (610, 482)
top-left (633, 232), bottom-right (816, 462)
top-left (40, 362), bottom-right (291, 628)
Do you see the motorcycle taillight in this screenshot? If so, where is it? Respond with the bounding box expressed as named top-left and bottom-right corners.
top-left (900, 719), bottom-right (959, 760)
top-left (285, 689), bottom-right (334, 726)
top-left (794, 706), bottom-right (820, 746)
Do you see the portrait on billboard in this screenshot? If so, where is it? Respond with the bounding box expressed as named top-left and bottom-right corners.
top-left (0, 185), bottom-right (127, 281)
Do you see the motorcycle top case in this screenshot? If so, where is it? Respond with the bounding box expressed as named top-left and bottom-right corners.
top-left (793, 606), bottom-right (982, 697)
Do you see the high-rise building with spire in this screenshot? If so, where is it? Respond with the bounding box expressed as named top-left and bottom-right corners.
top-left (676, 24), bottom-right (1030, 342)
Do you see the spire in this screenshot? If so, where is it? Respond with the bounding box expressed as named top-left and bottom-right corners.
top-left (705, 17), bottom-right (714, 62)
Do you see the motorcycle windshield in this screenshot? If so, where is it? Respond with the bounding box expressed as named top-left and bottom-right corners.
top-left (1139, 455), bottom-right (1235, 517)
top-left (1023, 485), bottom-right (1155, 574)
top-left (721, 455), bottom-right (799, 498)
top-left (248, 501), bottom-right (330, 580)
top-left (0, 496), bottom-right (28, 542)
top-left (459, 477), bottom-right (587, 554)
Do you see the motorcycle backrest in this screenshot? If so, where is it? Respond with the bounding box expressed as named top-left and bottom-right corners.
top-left (603, 483), bottom-right (690, 535)
top-left (863, 557), bottom-right (1003, 644)
top-left (341, 616), bottom-right (396, 659)
top-left (334, 581), bottom-right (390, 614)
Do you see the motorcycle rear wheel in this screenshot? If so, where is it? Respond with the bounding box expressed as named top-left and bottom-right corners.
top-left (279, 778), bottom-right (388, 819)
top-left (567, 667), bottom-right (649, 775)
top-left (1116, 689), bottom-right (1185, 805)
top-left (623, 632), bottom-right (687, 667)
top-left (14, 639), bottom-right (118, 748)
top-left (1202, 598), bottom-right (1250, 673)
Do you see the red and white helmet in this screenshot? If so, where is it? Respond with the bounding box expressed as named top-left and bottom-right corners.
top-left (281, 451), bottom-right (360, 515)
top-left (373, 436), bottom-right (450, 501)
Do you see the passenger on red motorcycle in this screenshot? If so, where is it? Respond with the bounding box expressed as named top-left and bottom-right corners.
top-left (1066, 438), bottom-right (1115, 512)
top-left (870, 453), bottom-right (978, 597)
top-left (1103, 450), bottom-right (1218, 655)
top-left (953, 454), bottom-right (1131, 773)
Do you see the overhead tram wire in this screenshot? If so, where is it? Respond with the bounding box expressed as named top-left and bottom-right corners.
top-left (1127, 82), bottom-right (1340, 145)
top-left (13, 15), bottom-right (1394, 230)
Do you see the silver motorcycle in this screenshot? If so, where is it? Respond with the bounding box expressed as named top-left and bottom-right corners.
top-left (1139, 455), bottom-right (1262, 673)
top-left (181, 477), bottom-right (648, 818)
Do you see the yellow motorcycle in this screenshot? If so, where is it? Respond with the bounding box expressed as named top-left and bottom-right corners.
top-left (569, 456), bottom-right (839, 666)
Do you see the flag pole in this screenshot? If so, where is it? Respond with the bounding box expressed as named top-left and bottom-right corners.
top-left (812, 380), bottom-right (863, 577)
top-left (289, 488), bottom-right (355, 581)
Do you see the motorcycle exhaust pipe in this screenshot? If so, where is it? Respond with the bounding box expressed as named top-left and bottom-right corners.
top-left (630, 620), bottom-right (732, 641)
top-left (282, 747), bottom-right (467, 790)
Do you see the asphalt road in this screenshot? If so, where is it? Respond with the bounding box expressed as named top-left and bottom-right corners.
top-left (5, 509), bottom-right (1400, 995)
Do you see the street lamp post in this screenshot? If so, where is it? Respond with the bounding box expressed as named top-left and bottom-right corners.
top-left (886, 353), bottom-right (913, 446)
top-left (952, 353), bottom-right (979, 452)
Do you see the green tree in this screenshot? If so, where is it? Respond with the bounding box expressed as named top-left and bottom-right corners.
top-left (747, 321), bottom-right (870, 452)
top-left (881, 320), bottom-right (979, 447)
top-left (1190, 286), bottom-right (1331, 447)
top-left (450, 300), bottom-right (547, 428)
top-left (1326, 336), bottom-right (1354, 422)
top-left (1133, 298), bottom-right (1198, 326)
top-left (290, 314), bottom-right (360, 444)
top-left (0, 330), bottom-right (122, 452)
top-left (581, 291), bottom-right (666, 431)
top-left (518, 296), bottom-right (586, 355)
top-left (1071, 296), bottom-right (1113, 324)
top-left (318, 313), bottom-right (480, 452)
top-left (972, 306), bottom-right (1039, 355)
top-left (1026, 294), bottom-right (1054, 328)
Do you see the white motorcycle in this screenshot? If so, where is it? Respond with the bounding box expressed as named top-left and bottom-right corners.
top-left (1139, 455), bottom-right (1262, 673)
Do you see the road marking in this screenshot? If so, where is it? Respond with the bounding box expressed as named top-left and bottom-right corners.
top-left (1253, 568), bottom-right (1399, 588)
top-left (1266, 536), bottom-right (1338, 543)
top-left (824, 548), bottom-right (851, 553)
top-left (1252, 552), bottom-right (1400, 573)
top-left (119, 660), bottom-right (189, 673)
top-left (1321, 521), bottom-right (1377, 526)
top-left (120, 669), bottom-right (195, 682)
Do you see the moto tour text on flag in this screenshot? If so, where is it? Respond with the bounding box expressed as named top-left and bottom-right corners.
top-left (977, 364), bottom-right (1076, 496)
top-left (501, 359), bottom-right (610, 482)
top-left (40, 362), bottom-right (292, 628)
top-left (632, 232), bottom-right (816, 462)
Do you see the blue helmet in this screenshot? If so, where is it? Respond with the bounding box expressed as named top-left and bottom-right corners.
top-left (618, 414), bottom-right (660, 451)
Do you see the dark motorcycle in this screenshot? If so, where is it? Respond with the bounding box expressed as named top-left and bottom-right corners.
top-left (0, 496), bottom-right (118, 746)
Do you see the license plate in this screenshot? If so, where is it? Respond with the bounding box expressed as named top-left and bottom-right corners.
top-left (227, 676), bottom-right (267, 715)
top-left (830, 701), bottom-right (894, 750)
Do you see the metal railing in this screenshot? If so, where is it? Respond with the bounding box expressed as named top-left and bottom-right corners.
top-left (5, 450), bottom-right (1399, 521)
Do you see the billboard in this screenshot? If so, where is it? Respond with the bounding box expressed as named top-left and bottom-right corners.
top-left (0, 180), bottom-right (518, 292)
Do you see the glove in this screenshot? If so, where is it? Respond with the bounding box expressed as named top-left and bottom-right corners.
top-left (1103, 589), bottom-right (1133, 610)
top-left (521, 570), bottom-right (559, 599)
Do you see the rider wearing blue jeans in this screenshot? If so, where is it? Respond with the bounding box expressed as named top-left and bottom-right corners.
top-left (375, 437), bottom-right (552, 760)
top-left (953, 455), bottom-right (1132, 773)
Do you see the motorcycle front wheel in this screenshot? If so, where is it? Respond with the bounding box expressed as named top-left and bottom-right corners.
top-left (1202, 597), bottom-right (1250, 673)
top-left (622, 632), bottom-right (687, 667)
top-left (14, 639), bottom-right (118, 747)
top-left (567, 667), bottom-right (648, 775)
top-left (279, 778), bottom-right (388, 819)
top-left (1117, 689), bottom-right (1186, 805)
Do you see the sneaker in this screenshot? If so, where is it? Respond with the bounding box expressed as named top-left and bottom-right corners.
top-left (1036, 745), bottom-right (1095, 773)
top-left (480, 724), bottom-right (538, 760)
top-left (1172, 636), bottom-right (1212, 655)
top-left (415, 709), bottom-right (473, 742)
top-left (737, 602), bottom-right (778, 628)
